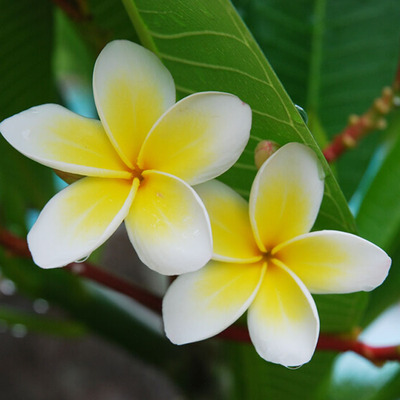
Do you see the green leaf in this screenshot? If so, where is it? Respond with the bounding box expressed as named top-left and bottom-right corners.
top-left (0, 0), bottom-right (57, 228)
top-left (225, 342), bottom-right (336, 400)
top-left (121, 0), bottom-right (356, 235)
top-left (121, 0), bottom-right (364, 336)
top-left (118, 1), bottom-right (371, 398)
top-left (356, 112), bottom-right (400, 251)
top-left (54, 9), bottom-right (95, 84)
top-left (233, 0), bottom-right (400, 199)
top-left (352, 112), bottom-right (400, 325)
top-left (88, 0), bottom-right (140, 42)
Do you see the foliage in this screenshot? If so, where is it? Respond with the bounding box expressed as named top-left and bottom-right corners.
top-left (0, 0), bottom-right (399, 398)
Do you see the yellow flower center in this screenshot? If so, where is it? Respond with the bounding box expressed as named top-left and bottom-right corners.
top-left (130, 164), bottom-right (145, 182)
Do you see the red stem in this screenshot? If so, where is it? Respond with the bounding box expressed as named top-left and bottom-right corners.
top-left (65, 262), bottom-right (162, 313)
top-left (1, 228), bottom-right (399, 363)
top-left (323, 53), bottom-right (400, 163)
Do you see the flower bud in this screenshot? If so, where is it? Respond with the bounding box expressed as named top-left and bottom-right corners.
top-left (254, 140), bottom-right (280, 169)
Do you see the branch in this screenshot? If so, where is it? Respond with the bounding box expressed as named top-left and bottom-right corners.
top-left (323, 59), bottom-right (400, 163)
top-left (1, 228), bottom-right (399, 364)
top-left (0, 229), bottom-right (161, 313)
top-left (323, 86), bottom-right (395, 163)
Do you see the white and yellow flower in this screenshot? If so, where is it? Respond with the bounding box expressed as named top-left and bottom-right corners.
top-left (0, 40), bottom-right (251, 275)
top-left (163, 143), bottom-right (391, 366)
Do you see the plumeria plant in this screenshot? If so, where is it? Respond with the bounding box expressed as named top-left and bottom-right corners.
top-left (0, 0), bottom-right (400, 399)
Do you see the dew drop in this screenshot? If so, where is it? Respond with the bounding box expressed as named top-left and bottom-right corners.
top-left (11, 324), bottom-right (27, 338)
top-left (33, 298), bottom-right (49, 314)
top-left (295, 104), bottom-right (308, 124)
top-left (0, 279), bottom-right (16, 296)
top-left (285, 364), bottom-right (303, 370)
top-left (75, 255), bottom-right (90, 263)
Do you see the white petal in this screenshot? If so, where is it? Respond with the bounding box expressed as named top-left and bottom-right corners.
top-left (273, 230), bottom-right (391, 294)
top-left (125, 170), bottom-right (212, 275)
top-left (28, 177), bottom-right (138, 268)
top-left (250, 142), bottom-right (325, 251)
top-left (248, 260), bottom-right (319, 367)
top-left (138, 92), bottom-right (251, 185)
top-left (93, 40), bottom-right (175, 168)
top-left (0, 104), bottom-right (130, 178)
top-left (163, 260), bottom-right (265, 344)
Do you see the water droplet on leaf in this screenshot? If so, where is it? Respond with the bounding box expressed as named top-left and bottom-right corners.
top-left (295, 104), bottom-right (308, 124)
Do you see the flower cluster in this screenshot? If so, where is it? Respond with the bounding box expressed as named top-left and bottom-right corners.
top-left (0, 40), bottom-right (391, 366)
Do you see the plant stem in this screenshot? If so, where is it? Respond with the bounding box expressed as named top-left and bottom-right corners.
top-left (323, 59), bottom-right (400, 163)
top-left (0, 229), bottom-right (161, 313)
top-left (323, 86), bottom-right (395, 163)
top-left (1, 228), bottom-right (399, 363)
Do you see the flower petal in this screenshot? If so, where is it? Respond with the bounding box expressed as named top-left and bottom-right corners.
top-left (125, 170), bottom-right (212, 275)
top-left (28, 177), bottom-right (138, 268)
top-left (0, 104), bottom-right (131, 178)
top-left (250, 142), bottom-right (324, 251)
top-left (273, 230), bottom-right (391, 294)
top-left (93, 40), bottom-right (175, 169)
top-left (195, 180), bottom-right (262, 263)
top-left (163, 260), bottom-right (266, 344)
top-left (138, 92), bottom-right (251, 185)
top-left (248, 260), bottom-right (319, 366)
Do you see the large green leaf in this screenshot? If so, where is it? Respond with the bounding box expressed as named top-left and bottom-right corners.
top-left (117, 1), bottom-right (374, 398)
top-left (121, 0), bottom-right (364, 333)
top-left (354, 111), bottom-right (400, 324)
top-left (121, 0), bottom-right (356, 234)
top-left (233, 0), bottom-right (400, 199)
top-left (356, 112), bottom-right (400, 251)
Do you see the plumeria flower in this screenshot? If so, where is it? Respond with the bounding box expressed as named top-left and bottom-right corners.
top-left (163, 143), bottom-right (391, 366)
top-left (0, 40), bottom-right (251, 275)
